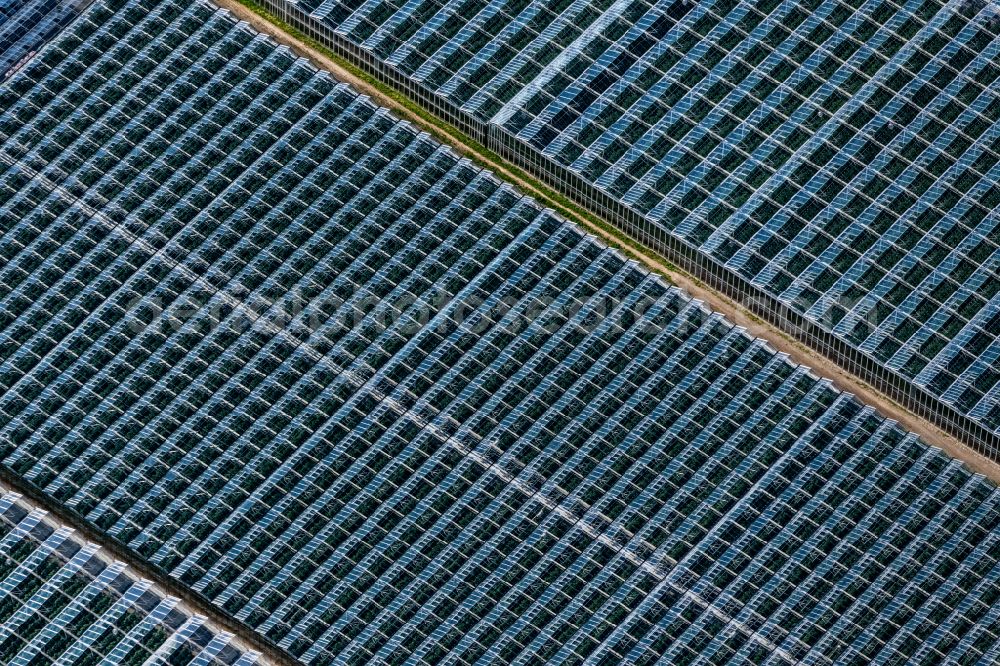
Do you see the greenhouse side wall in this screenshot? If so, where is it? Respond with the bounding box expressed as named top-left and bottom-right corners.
top-left (256, 0), bottom-right (1000, 461)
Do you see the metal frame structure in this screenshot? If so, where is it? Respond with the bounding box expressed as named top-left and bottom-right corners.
top-left (0, 489), bottom-right (261, 666)
top-left (0, 1), bottom-right (998, 664)
top-left (264, 0), bottom-right (1000, 459)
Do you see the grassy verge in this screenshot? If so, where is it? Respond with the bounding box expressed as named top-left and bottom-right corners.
top-left (233, 0), bottom-right (687, 283)
top-left (217, 1), bottom-right (996, 476)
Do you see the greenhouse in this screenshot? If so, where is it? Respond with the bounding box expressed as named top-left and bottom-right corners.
top-left (0, 0), bottom-right (999, 664)
top-left (0, 489), bottom-right (261, 666)
top-left (0, 0), bottom-right (85, 80)
top-left (272, 0), bottom-right (1000, 454)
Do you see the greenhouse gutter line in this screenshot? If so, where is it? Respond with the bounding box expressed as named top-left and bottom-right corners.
top-left (0, 469), bottom-right (292, 666)
top-left (217, 0), bottom-right (1000, 485)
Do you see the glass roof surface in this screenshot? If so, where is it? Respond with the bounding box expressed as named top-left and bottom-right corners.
top-left (283, 0), bottom-right (1000, 445)
top-left (0, 1), bottom-right (998, 664)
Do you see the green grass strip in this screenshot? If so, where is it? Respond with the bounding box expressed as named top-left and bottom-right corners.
top-left (234, 0), bottom-right (683, 283)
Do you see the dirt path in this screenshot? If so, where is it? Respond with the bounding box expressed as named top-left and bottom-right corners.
top-left (215, 0), bottom-right (1000, 484)
top-left (0, 477), bottom-right (287, 665)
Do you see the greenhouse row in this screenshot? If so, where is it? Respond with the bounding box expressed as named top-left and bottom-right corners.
top-left (0, 489), bottom-right (262, 666)
top-left (0, 1), bottom-right (998, 664)
top-left (270, 0), bottom-right (1000, 453)
top-left (0, 0), bottom-right (85, 81)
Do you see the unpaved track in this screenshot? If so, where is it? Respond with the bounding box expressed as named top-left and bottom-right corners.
top-left (215, 0), bottom-right (1000, 484)
top-left (0, 477), bottom-right (287, 665)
